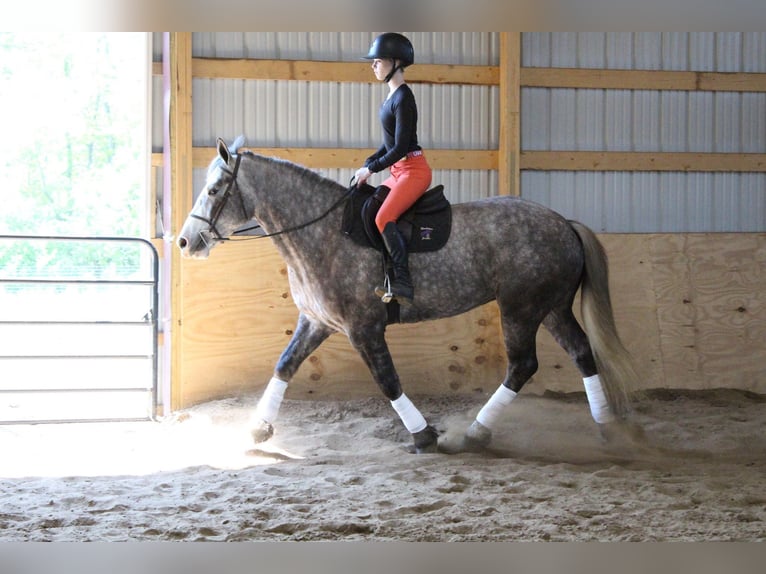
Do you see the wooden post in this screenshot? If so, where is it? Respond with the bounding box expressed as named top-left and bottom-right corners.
top-left (166, 32), bottom-right (194, 411)
top-left (498, 32), bottom-right (521, 196)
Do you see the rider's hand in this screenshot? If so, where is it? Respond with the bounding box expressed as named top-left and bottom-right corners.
top-left (354, 167), bottom-right (372, 185)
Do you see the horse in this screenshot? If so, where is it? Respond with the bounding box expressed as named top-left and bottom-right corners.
top-left (177, 136), bottom-right (640, 454)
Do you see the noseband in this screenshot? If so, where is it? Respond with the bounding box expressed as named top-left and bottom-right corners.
top-left (191, 154), bottom-right (249, 243)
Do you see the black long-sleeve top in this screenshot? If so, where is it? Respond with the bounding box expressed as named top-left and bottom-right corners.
top-left (364, 84), bottom-right (422, 174)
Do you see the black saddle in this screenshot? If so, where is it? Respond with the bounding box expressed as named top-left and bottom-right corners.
top-left (342, 183), bottom-right (452, 252)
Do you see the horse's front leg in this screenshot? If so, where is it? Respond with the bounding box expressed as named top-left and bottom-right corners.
top-left (348, 326), bottom-right (439, 454)
top-left (251, 313), bottom-right (333, 443)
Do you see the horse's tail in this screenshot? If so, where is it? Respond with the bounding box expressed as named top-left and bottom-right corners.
top-left (569, 220), bottom-right (639, 419)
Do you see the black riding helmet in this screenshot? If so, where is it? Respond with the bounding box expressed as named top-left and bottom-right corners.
top-left (363, 33), bottom-right (414, 82)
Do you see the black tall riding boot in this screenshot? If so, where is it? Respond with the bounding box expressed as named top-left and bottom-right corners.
top-left (376, 222), bottom-right (414, 304)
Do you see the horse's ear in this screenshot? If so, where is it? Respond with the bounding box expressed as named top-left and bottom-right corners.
top-left (217, 137), bottom-right (231, 166)
top-left (231, 134), bottom-right (246, 152)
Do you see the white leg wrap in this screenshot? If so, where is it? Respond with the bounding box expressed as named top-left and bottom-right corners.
top-left (254, 376), bottom-right (288, 424)
top-left (476, 385), bottom-right (517, 430)
top-left (583, 374), bottom-right (616, 424)
top-left (391, 393), bottom-right (427, 434)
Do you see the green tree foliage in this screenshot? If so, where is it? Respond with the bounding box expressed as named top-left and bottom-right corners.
top-left (0, 33), bottom-right (147, 280)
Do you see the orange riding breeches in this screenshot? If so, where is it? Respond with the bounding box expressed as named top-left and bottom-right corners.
top-left (375, 153), bottom-right (432, 233)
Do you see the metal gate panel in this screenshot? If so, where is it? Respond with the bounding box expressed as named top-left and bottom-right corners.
top-left (0, 236), bottom-right (158, 424)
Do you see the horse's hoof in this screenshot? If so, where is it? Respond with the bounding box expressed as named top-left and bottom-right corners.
top-left (251, 420), bottom-right (274, 444)
top-left (598, 421), bottom-right (617, 443)
top-left (464, 420), bottom-right (492, 451)
top-left (437, 421), bottom-right (492, 454)
top-left (436, 437), bottom-right (464, 454)
top-left (412, 425), bottom-right (439, 454)
top-left (598, 419), bottom-right (647, 449)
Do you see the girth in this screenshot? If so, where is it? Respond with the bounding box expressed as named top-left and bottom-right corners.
top-left (342, 183), bottom-right (452, 252)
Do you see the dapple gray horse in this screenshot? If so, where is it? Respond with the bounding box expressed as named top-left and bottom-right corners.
top-left (178, 137), bottom-right (639, 454)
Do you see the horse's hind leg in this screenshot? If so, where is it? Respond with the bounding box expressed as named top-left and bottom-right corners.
top-left (456, 318), bottom-right (541, 452)
top-left (542, 307), bottom-right (597, 377)
top-left (543, 307), bottom-right (617, 427)
top-left (544, 307), bottom-right (647, 446)
top-left (348, 327), bottom-right (438, 454)
top-left (251, 313), bottom-right (333, 443)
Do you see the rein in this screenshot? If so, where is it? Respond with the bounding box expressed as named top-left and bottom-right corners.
top-left (232, 186), bottom-right (354, 240)
top-left (196, 153), bottom-right (355, 242)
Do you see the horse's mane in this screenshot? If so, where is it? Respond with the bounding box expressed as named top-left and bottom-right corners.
top-left (239, 150), bottom-right (343, 192)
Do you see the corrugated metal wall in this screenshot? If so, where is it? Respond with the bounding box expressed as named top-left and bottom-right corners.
top-left (521, 32), bottom-right (766, 232)
top-left (153, 32), bottom-right (766, 233)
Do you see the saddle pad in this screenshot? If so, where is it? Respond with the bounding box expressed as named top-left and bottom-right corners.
top-left (342, 183), bottom-right (452, 253)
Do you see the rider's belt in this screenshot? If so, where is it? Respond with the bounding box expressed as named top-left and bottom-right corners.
top-left (402, 150), bottom-right (423, 161)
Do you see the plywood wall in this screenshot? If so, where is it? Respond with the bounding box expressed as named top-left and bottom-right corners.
top-left (178, 232), bottom-right (765, 407)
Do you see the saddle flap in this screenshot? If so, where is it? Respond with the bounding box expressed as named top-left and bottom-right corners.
top-left (342, 182), bottom-right (375, 236)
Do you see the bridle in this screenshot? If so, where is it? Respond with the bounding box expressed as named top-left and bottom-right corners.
top-left (191, 154), bottom-right (248, 243)
top-left (191, 152), bottom-right (355, 245)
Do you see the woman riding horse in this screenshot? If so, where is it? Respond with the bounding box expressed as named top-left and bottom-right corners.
top-left (354, 33), bottom-right (432, 306)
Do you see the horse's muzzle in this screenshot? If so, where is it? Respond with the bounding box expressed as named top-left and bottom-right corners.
top-left (177, 234), bottom-right (211, 259)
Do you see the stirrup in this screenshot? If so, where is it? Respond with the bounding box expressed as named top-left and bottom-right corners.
top-left (377, 274), bottom-right (394, 303)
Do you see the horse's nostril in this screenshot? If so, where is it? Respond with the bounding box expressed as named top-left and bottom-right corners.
top-left (178, 236), bottom-right (188, 249)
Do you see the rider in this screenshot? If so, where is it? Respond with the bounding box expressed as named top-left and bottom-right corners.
top-left (354, 32), bottom-right (432, 305)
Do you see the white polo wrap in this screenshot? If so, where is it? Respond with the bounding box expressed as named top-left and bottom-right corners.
top-left (254, 376), bottom-right (289, 423)
top-left (475, 384), bottom-right (517, 430)
top-left (391, 393), bottom-right (428, 434)
top-left (583, 374), bottom-right (616, 424)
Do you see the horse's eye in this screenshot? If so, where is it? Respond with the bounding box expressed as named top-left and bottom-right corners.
top-left (208, 188), bottom-right (219, 196)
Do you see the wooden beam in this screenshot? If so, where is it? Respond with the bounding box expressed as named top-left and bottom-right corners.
top-left (150, 237), bottom-right (164, 258)
top-left (155, 148), bottom-right (766, 174)
top-left (186, 147), bottom-right (497, 171)
top-left (153, 58), bottom-right (766, 93)
top-left (408, 64), bottom-right (498, 86)
top-left (155, 147), bottom-right (766, 173)
top-left (522, 68), bottom-right (697, 91)
top-left (521, 151), bottom-right (766, 172)
top-left (168, 32), bottom-right (194, 412)
top-left (521, 67), bottom-right (766, 92)
top-left (191, 58), bottom-right (499, 85)
top-left (697, 72), bottom-right (766, 92)
top-left (498, 32), bottom-right (520, 196)
top-left (192, 147), bottom-right (375, 169)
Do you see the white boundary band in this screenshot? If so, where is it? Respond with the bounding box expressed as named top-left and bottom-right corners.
top-left (583, 374), bottom-right (616, 424)
top-left (390, 393), bottom-right (428, 434)
top-left (254, 376), bottom-right (289, 424)
top-left (475, 384), bottom-right (517, 430)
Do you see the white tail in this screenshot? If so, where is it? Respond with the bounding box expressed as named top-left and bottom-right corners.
top-left (569, 221), bottom-right (639, 419)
